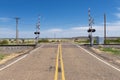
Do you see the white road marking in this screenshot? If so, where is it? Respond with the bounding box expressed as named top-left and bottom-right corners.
top-left (76, 45), bottom-right (120, 72)
top-left (0, 54), bottom-right (28, 71)
top-left (0, 45), bottom-right (44, 71)
top-left (29, 44), bottom-right (44, 54)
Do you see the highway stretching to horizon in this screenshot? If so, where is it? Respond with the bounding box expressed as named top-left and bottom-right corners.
top-left (0, 43), bottom-right (120, 80)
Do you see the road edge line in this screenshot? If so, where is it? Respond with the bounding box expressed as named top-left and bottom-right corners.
top-left (0, 54), bottom-right (28, 71)
top-left (0, 44), bottom-right (43, 72)
top-left (75, 44), bottom-right (120, 72)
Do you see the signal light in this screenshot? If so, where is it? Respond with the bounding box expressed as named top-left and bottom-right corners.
top-left (34, 32), bottom-right (40, 34)
top-left (87, 29), bottom-right (96, 32)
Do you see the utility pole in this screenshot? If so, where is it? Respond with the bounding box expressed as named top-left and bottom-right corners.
top-left (87, 8), bottom-right (95, 47)
top-left (104, 13), bottom-right (106, 44)
top-left (15, 17), bottom-right (20, 44)
top-left (34, 15), bottom-right (40, 45)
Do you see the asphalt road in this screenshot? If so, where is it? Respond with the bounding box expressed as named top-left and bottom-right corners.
top-left (0, 43), bottom-right (120, 80)
top-left (62, 43), bottom-right (120, 80)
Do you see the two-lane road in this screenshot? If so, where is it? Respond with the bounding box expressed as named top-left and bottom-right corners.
top-left (0, 43), bottom-right (120, 80)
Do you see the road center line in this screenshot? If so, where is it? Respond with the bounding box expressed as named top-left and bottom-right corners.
top-left (54, 44), bottom-right (59, 80)
top-left (76, 44), bottom-right (120, 72)
top-left (60, 44), bottom-right (66, 80)
top-left (54, 44), bottom-right (66, 80)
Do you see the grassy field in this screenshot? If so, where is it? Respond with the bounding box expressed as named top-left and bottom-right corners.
top-left (100, 47), bottom-right (120, 55)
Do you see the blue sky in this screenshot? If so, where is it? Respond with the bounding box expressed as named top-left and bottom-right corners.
top-left (0, 0), bottom-right (120, 38)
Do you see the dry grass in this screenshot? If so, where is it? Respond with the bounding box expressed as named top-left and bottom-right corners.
top-left (0, 49), bottom-right (30, 65)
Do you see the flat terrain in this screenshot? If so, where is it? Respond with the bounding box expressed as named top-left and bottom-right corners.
top-left (0, 43), bottom-right (120, 80)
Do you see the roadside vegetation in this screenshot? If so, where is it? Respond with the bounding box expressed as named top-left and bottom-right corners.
top-left (0, 39), bottom-right (64, 45)
top-left (38, 39), bottom-right (49, 43)
top-left (74, 38), bottom-right (120, 44)
top-left (38, 39), bottom-right (63, 43)
top-left (0, 54), bottom-right (6, 60)
top-left (105, 38), bottom-right (120, 44)
top-left (74, 39), bottom-right (97, 44)
top-left (99, 47), bottom-right (120, 55)
top-left (0, 40), bottom-right (9, 45)
top-left (74, 39), bottom-right (89, 44)
top-left (0, 39), bottom-right (35, 45)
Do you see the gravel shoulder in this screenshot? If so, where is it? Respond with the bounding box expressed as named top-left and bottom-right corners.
top-left (82, 45), bottom-right (120, 69)
top-left (0, 45), bottom-right (35, 69)
top-left (0, 49), bottom-right (32, 65)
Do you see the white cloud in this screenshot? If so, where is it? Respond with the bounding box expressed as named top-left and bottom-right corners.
top-left (71, 26), bottom-right (88, 30)
top-left (1, 20), bottom-right (120, 38)
top-left (0, 28), bottom-right (15, 38)
top-left (19, 31), bottom-right (35, 38)
top-left (46, 29), bottom-right (63, 32)
top-left (114, 7), bottom-right (120, 19)
top-left (110, 21), bottom-right (120, 26)
top-left (0, 18), bottom-right (11, 22)
top-left (114, 13), bottom-right (120, 18)
top-left (117, 7), bottom-right (120, 11)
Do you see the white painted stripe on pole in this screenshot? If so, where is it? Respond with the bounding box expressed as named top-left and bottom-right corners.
top-left (0, 54), bottom-right (28, 71)
top-left (76, 45), bottom-right (120, 72)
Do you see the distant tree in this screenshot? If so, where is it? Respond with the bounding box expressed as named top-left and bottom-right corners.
top-left (22, 39), bottom-right (25, 43)
top-left (0, 40), bottom-right (9, 45)
top-left (38, 39), bottom-right (49, 43)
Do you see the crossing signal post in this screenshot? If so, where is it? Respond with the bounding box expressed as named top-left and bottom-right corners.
top-left (88, 8), bottom-right (96, 47)
top-left (34, 31), bottom-right (40, 45)
top-left (87, 28), bottom-right (96, 47)
top-left (34, 16), bottom-right (40, 45)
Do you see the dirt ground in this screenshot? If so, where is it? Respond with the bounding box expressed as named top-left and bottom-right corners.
top-left (83, 45), bottom-right (120, 68)
top-left (0, 49), bottom-right (33, 65)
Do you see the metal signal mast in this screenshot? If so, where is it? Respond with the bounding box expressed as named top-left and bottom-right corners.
top-left (34, 16), bottom-right (40, 45)
top-left (87, 8), bottom-right (96, 47)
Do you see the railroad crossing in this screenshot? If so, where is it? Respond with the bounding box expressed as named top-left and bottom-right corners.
top-left (0, 43), bottom-right (120, 80)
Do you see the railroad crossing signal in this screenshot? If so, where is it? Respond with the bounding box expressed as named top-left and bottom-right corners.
top-left (87, 28), bottom-right (96, 32)
top-left (88, 8), bottom-right (96, 47)
top-left (34, 32), bottom-right (40, 34)
top-left (34, 15), bottom-right (40, 45)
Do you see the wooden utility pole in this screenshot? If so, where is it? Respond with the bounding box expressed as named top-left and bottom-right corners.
top-left (15, 17), bottom-right (20, 44)
top-left (104, 13), bottom-right (106, 44)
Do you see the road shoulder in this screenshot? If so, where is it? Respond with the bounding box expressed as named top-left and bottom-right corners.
top-left (81, 45), bottom-right (120, 69)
